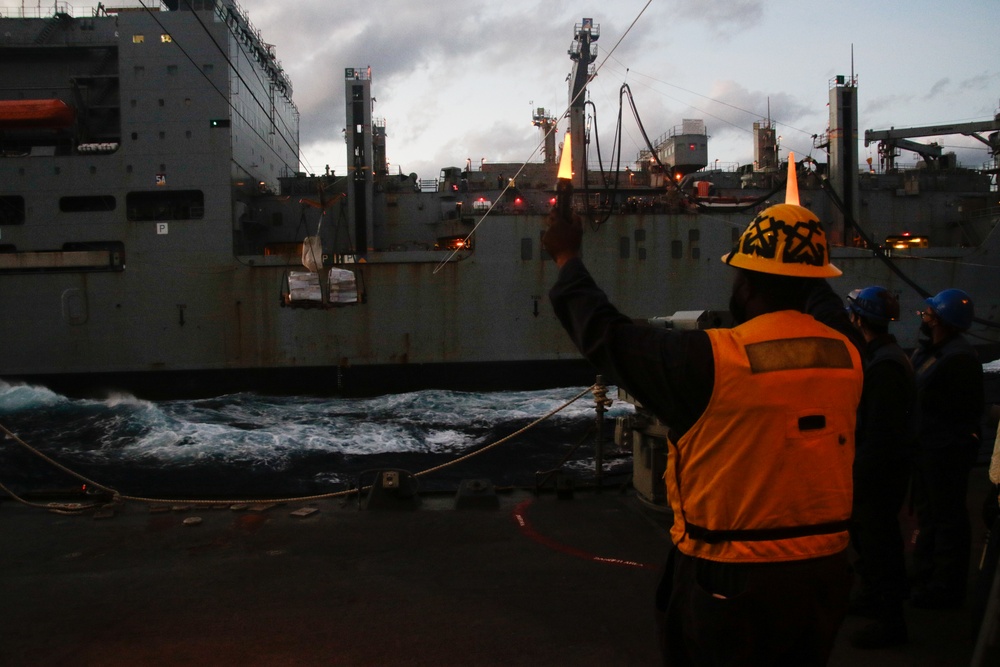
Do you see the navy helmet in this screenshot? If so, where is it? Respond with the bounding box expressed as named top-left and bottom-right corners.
top-left (925, 288), bottom-right (974, 331)
top-left (846, 286), bottom-right (900, 326)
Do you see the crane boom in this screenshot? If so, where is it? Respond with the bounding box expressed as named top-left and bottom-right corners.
top-left (864, 115), bottom-right (1000, 171)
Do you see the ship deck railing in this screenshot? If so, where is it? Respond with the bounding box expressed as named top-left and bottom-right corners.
top-left (0, 1), bottom-right (167, 19)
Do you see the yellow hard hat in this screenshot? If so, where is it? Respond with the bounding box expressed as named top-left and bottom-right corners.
top-left (721, 203), bottom-right (841, 278)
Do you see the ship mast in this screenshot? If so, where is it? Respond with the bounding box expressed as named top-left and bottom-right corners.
top-left (532, 107), bottom-right (558, 164)
top-left (567, 18), bottom-right (599, 189)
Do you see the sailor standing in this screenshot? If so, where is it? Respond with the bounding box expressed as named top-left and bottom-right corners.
top-left (844, 286), bottom-right (917, 648)
top-left (909, 288), bottom-right (984, 609)
top-left (544, 199), bottom-right (863, 665)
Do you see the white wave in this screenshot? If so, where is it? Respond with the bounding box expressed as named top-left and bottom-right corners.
top-left (99, 392), bottom-right (158, 411)
top-left (359, 386), bottom-right (634, 426)
top-left (4, 384), bottom-right (634, 471)
top-left (0, 379), bottom-right (68, 412)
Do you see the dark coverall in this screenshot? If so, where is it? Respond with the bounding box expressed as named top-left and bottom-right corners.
top-left (910, 332), bottom-right (984, 605)
top-left (849, 333), bottom-right (917, 621)
top-left (549, 257), bottom-right (863, 666)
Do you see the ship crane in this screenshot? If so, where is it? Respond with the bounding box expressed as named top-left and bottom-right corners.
top-left (864, 115), bottom-right (1000, 172)
top-left (567, 18), bottom-right (599, 189)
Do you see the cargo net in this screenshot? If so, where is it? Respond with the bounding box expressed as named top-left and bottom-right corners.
top-left (282, 267), bottom-right (362, 308)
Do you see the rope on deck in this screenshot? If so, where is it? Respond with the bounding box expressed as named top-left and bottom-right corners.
top-left (0, 383), bottom-right (600, 512)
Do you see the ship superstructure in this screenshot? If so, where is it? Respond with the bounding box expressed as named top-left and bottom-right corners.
top-left (1, 6), bottom-right (998, 397)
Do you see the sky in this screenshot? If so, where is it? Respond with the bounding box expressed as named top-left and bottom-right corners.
top-left (87, 1), bottom-right (1000, 180)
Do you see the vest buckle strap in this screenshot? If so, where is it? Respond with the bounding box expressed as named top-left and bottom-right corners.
top-left (685, 519), bottom-right (851, 544)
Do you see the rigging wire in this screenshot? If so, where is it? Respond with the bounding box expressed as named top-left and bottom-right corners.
top-left (174, 0), bottom-right (312, 173)
top-left (132, 0), bottom-right (303, 177)
top-left (586, 76), bottom-right (998, 337)
top-left (821, 179), bottom-right (1000, 332)
top-left (431, 0), bottom-right (654, 274)
top-left (142, 0), bottom-right (996, 338)
top-left (0, 384), bottom-right (599, 509)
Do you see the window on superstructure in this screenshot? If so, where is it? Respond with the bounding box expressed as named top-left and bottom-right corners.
top-left (520, 238), bottom-right (533, 260)
top-left (619, 237), bottom-right (630, 259)
top-left (539, 231), bottom-right (551, 261)
top-left (161, 34), bottom-right (172, 43)
top-left (132, 35), bottom-right (144, 44)
top-left (126, 190), bottom-right (205, 221)
top-left (0, 196), bottom-right (25, 225)
top-left (689, 229), bottom-right (700, 259)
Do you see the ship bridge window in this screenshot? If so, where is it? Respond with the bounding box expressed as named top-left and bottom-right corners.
top-left (60, 196), bottom-right (116, 213)
top-left (435, 235), bottom-right (471, 251)
top-left (126, 190), bottom-right (204, 221)
top-left (161, 34), bottom-right (173, 43)
top-left (132, 34), bottom-right (145, 44)
top-left (886, 234), bottom-right (929, 249)
top-left (0, 196), bottom-right (26, 225)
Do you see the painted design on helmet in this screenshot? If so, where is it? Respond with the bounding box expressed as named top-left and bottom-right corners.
top-left (721, 203), bottom-right (842, 278)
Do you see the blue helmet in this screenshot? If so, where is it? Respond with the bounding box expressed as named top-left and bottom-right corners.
top-left (846, 286), bottom-right (899, 326)
top-left (925, 288), bottom-right (975, 331)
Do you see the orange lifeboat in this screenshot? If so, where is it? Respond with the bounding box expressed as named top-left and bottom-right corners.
top-left (0, 99), bottom-right (76, 130)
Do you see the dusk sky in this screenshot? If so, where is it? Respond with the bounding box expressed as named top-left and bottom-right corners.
top-left (90, 1), bottom-right (1000, 179)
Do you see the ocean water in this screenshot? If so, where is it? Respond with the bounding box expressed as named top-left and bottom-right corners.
top-left (3, 362), bottom-right (998, 502)
top-left (0, 380), bottom-right (636, 501)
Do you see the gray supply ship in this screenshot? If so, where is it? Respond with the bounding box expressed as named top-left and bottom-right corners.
top-left (1, 2), bottom-right (998, 398)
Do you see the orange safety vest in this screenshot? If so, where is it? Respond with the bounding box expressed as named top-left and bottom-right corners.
top-left (665, 310), bottom-right (863, 563)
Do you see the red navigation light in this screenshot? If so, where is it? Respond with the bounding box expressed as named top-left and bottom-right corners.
top-left (689, 144), bottom-right (696, 151)
top-left (549, 197), bottom-right (557, 206)
top-left (514, 197), bottom-right (523, 205)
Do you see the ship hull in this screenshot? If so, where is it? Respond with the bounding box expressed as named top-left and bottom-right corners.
top-left (1, 4), bottom-right (997, 398)
top-left (2, 209), bottom-right (998, 398)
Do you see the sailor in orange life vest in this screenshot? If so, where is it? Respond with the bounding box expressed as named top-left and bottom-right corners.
top-left (544, 191), bottom-right (865, 664)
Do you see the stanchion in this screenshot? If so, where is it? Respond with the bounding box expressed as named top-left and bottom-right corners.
top-left (593, 375), bottom-right (613, 488)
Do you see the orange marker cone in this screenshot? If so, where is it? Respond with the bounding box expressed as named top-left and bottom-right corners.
top-left (785, 151), bottom-right (799, 206)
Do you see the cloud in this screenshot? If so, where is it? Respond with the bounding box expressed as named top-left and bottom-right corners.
top-left (923, 78), bottom-right (951, 101)
top-left (675, 0), bottom-right (766, 38)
